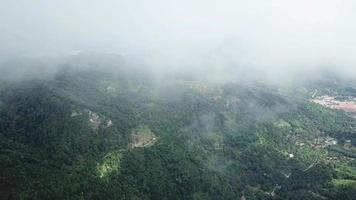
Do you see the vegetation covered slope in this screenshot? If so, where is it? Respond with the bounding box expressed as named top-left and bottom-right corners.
top-left (0, 57), bottom-right (356, 199)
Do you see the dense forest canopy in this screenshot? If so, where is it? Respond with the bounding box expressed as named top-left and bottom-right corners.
top-left (0, 54), bottom-right (355, 199)
top-left (1, 1), bottom-right (356, 199)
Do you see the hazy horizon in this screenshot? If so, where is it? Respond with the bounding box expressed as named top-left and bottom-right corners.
top-left (1, 0), bottom-right (356, 78)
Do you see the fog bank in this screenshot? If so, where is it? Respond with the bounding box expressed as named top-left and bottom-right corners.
top-left (1, 0), bottom-right (356, 78)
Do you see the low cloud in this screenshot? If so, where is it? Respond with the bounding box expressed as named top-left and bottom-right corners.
top-left (1, 0), bottom-right (356, 79)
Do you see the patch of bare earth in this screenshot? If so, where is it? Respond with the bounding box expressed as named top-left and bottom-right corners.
top-left (86, 110), bottom-right (113, 130)
top-left (130, 126), bottom-right (158, 148)
top-left (311, 95), bottom-right (356, 113)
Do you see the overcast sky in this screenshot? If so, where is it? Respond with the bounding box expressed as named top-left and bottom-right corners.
top-left (1, 0), bottom-right (356, 76)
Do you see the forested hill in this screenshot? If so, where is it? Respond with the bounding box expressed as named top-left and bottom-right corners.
top-left (1, 56), bottom-right (356, 199)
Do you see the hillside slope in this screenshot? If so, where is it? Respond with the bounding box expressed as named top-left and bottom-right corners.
top-left (1, 58), bottom-right (356, 200)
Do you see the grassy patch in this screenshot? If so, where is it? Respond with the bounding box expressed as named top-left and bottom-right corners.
top-left (332, 179), bottom-right (356, 188)
top-left (97, 151), bottom-right (122, 178)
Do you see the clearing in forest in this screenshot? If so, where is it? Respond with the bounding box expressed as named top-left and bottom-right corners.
top-left (130, 125), bottom-right (158, 148)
